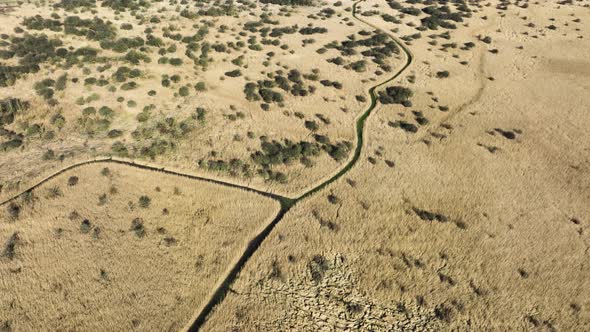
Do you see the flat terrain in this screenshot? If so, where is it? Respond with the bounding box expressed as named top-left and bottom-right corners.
top-left (202, 0), bottom-right (590, 331)
top-left (1, 0), bottom-right (589, 331)
top-left (0, 0), bottom-right (404, 198)
top-left (0, 163), bottom-right (278, 331)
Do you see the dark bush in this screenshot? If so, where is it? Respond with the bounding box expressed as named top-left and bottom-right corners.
top-left (68, 176), bottom-right (79, 186)
top-left (111, 141), bottom-right (128, 156)
top-left (3, 232), bottom-right (20, 259)
top-left (304, 120), bottom-right (319, 131)
top-left (169, 58), bottom-right (183, 66)
top-left (259, 0), bottom-right (313, 5)
top-left (54, 0), bottom-right (95, 10)
top-left (378, 86), bottom-right (413, 105)
top-left (179, 86), bottom-right (189, 97)
top-left (130, 218), bottom-right (145, 238)
top-left (100, 37), bottom-right (144, 53)
top-left (308, 255), bottom-right (329, 282)
top-left (389, 120), bottom-right (418, 133)
top-left (327, 194), bottom-right (341, 204)
top-left (6, 202), bottom-right (20, 219)
top-left (138, 195), bottom-right (151, 208)
top-left (195, 82), bottom-right (206, 91)
top-left (224, 69), bottom-right (242, 77)
top-left (102, 0), bottom-right (149, 11)
top-left (107, 129), bottom-right (123, 138)
top-left (120, 81), bottom-right (138, 90)
top-left (80, 219), bottom-right (92, 233)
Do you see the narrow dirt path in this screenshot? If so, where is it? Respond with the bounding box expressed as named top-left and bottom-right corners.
top-left (0, 1), bottom-right (414, 330)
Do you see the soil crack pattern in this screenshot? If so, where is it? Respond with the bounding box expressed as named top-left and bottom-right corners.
top-left (0, 1), bottom-right (414, 330)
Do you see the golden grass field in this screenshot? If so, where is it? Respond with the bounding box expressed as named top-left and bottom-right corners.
top-left (1, 163), bottom-right (279, 330)
top-left (1, 0), bottom-right (589, 330)
top-left (201, 0), bottom-right (590, 331)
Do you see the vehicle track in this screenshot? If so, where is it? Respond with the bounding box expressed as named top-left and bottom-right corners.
top-left (0, 1), bottom-right (413, 330)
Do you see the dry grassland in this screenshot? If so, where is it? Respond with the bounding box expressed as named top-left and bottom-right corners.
top-left (0, 0), bottom-right (589, 330)
top-left (201, 0), bottom-right (590, 331)
top-left (0, 163), bottom-right (279, 331)
top-left (0, 0), bottom-right (403, 199)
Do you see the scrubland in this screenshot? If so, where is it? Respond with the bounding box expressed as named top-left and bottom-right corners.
top-left (1, 0), bottom-right (589, 330)
top-left (0, 0), bottom-right (403, 198)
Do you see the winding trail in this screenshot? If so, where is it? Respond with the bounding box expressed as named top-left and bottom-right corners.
top-left (0, 1), bottom-right (413, 330)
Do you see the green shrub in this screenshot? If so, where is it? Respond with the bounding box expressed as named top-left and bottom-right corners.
top-left (169, 58), bottom-right (183, 66)
top-left (179, 86), bottom-right (189, 97)
top-left (138, 195), bottom-right (151, 208)
top-left (136, 110), bottom-right (150, 122)
top-left (82, 107), bottom-right (96, 116)
top-left (113, 66), bottom-right (141, 82)
top-left (120, 81), bottom-right (138, 90)
top-left (107, 129), bottom-right (123, 138)
top-left (195, 107), bottom-right (206, 121)
top-left (55, 74), bottom-right (68, 91)
top-left (53, 0), bottom-right (96, 10)
top-left (0, 138), bottom-right (23, 151)
top-left (194, 81), bottom-right (206, 91)
top-left (304, 120), bottom-right (319, 131)
top-left (378, 86), bottom-right (413, 106)
top-left (130, 218), bottom-right (145, 237)
top-left (111, 141), bottom-right (128, 156)
top-left (99, 106), bottom-right (114, 117)
top-left (224, 69), bottom-right (242, 77)
top-left (102, 0), bottom-right (149, 11)
top-left (26, 123), bottom-right (42, 136)
top-left (80, 219), bottom-right (92, 233)
top-left (123, 50), bottom-right (150, 64)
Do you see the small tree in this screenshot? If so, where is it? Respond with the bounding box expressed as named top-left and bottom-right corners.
top-left (378, 86), bottom-right (413, 105)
